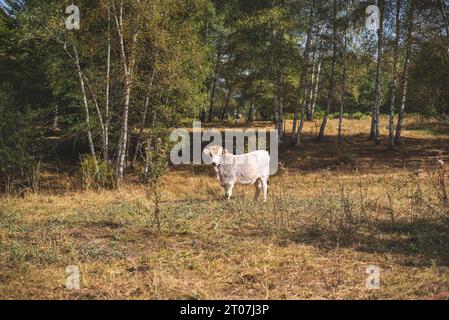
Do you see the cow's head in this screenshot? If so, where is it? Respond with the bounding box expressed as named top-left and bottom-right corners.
top-left (203, 145), bottom-right (228, 167)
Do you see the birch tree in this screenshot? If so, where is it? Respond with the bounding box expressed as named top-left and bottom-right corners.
top-left (308, 54), bottom-right (321, 122)
top-left (440, 0), bottom-right (449, 37)
top-left (338, 31), bottom-right (348, 145)
top-left (370, 0), bottom-right (385, 144)
top-left (388, 0), bottom-right (401, 148)
top-left (112, 1), bottom-right (141, 182)
top-left (292, 1), bottom-right (314, 145)
top-left (395, 0), bottom-right (415, 145)
top-left (317, 0), bottom-right (338, 142)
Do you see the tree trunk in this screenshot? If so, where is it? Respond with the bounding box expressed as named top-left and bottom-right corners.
top-left (131, 68), bottom-right (156, 168)
top-left (370, 0), bottom-right (384, 144)
top-left (72, 43), bottom-right (99, 173)
top-left (318, 0), bottom-right (337, 142)
top-left (130, 75), bottom-right (156, 168)
top-left (292, 2), bottom-right (314, 143)
top-left (208, 41), bottom-right (221, 122)
top-left (208, 79), bottom-right (217, 120)
top-left (53, 105), bottom-right (59, 130)
top-left (309, 57), bottom-right (321, 121)
top-left (389, 0), bottom-right (401, 148)
top-left (131, 92), bottom-right (150, 168)
top-left (247, 103), bottom-right (254, 123)
top-left (395, 0), bottom-right (415, 145)
top-left (440, 0), bottom-right (449, 37)
top-left (82, 74), bottom-right (106, 158)
top-left (117, 77), bottom-right (133, 181)
top-left (58, 37), bottom-right (100, 171)
top-left (338, 32), bottom-right (348, 145)
top-left (104, 9), bottom-right (111, 163)
top-left (273, 66), bottom-right (279, 128)
top-left (277, 69), bottom-right (285, 143)
top-left (296, 101), bottom-right (306, 146)
top-left (306, 50), bottom-right (318, 122)
top-left (113, 2), bottom-right (139, 183)
top-left (199, 109), bottom-right (206, 122)
top-left (220, 85), bottom-right (233, 121)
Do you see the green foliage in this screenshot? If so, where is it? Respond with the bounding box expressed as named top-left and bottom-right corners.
top-left (141, 128), bottom-right (174, 229)
top-left (80, 155), bottom-right (115, 190)
top-left (0, 85), bottom-right (45, 192)
top-left (17, 0), bottom-right (212, 160)
top-left (350, 112), bottom-right (370, 120)
top-left (312, 110), bottom-right (326, 120)
top-left (0, 8), bottom-right (50, 192)
top-left (1, 0), bottom-right (449, 191)
top-left (408, 40), bottom-right (449, 116)
top-left (329, 112), bottom-right (370, 120)
top-left (141, 132), bottom-right (172, 187)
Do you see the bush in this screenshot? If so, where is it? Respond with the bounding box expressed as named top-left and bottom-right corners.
top-left (329, 112), bottom-right (370, 120)
top-left (350, 112), bottom-right (370, 120)
top-left (313, 111), bottom-right (326, 120)
top-left (329, 112), bottom-right (340, 119)
top-left (80, 155), bottom-right (115, 190)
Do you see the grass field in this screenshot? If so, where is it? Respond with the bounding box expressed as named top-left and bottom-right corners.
top-left (1, 116), bottom-right (449, 299)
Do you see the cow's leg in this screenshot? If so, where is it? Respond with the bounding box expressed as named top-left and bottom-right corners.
top-left (224, 183), bottom-right (234, 201)
top-left (254, 179), bottom-right (262, 201)
top-left (261, 178), bottom-right (268, 202)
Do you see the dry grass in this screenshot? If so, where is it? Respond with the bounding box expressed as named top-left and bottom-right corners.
top-left (1, 116), bottom-right (449, 300)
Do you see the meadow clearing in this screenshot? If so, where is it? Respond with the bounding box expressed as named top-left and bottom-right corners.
top-left (1, 116), bottom-right (449, 300)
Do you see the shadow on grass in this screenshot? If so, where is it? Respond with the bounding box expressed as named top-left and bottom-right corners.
top-left (283, 217), bottom-right (449, 267)
top-left (277, 133), bottom-right (449, 173)
top-left (403, 120), bottom-right (449, 137)
top-left (168, 130), bottom-right (449, 178)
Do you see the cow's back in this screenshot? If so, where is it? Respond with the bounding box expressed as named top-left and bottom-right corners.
top-left (233, 150), bottom-right (270, 184)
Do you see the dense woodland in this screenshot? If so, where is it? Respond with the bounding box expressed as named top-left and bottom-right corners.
top-left (1, 0), bottom-right (449, 190)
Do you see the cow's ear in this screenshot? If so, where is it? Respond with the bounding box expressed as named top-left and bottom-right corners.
top-left (222, 148), bottom-right (228, 154)
top-left (203, 148), bottom-right (210, 156)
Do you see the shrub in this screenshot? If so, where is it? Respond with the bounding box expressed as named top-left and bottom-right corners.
top-left (328, 112), bottom-right (369, 120)
top-left (80, 155), bottom-right (115, 190)
top-left (350, 112), bottom-right (370, 120)
top-left (141, 129), bottom-right (174, 230)
top-left (313, 111), bottom-right (326, 120)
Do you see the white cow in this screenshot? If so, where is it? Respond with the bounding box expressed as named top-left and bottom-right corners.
top-left (203, 145), bottom-right (270, 202)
